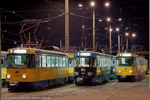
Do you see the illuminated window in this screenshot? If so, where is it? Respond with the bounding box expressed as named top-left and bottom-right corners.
top-left (51, 56), bottom-right (55, 67)
top-left (47, 56), bottom-right (51, 68)
top-left (42, 56), bottom-right (47, 68)
top-left (1, 57), bottom-right (4, 64)
top-left (55, 57), bottom-right (59, 67)
top-left (63, 57), bottom-right (66, 67)
top-left (59, 57), bottom-right (63, 67)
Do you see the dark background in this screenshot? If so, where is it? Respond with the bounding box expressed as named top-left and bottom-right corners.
top-left (0, 0), bottom-right (149, 56)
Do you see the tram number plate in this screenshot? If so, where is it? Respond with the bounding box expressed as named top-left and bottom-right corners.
top-left (77, 78), bottom-right (83, 81)
top-left (121, 75), bottom-right (126, 78)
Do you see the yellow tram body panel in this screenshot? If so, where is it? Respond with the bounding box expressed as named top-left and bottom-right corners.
top-left (68, 67), bottom-right (74, 77)
top-left (97, 67), bottom-right (100, 75)
top-left (7, 69), bottom-right (37, 82)
top-left (1, 68), bottom-right (7, 79)
top-left (144, 66), bottom-right (147, 72)
top-left (7, 68), bottom-right (73, 82)
top-left (116, 66), bottom-right (136, 76)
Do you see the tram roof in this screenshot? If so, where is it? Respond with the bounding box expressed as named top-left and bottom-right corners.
top-left (7, 48), bottom-right (67, 56)
top-left (74, 51), bottom-right (115, 57)
top-left (116, 52), bottom-right (147, 60)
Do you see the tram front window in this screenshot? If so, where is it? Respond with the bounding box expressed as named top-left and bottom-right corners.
top-left (8, 55), bottom-right (34, 68)
top-left (117, 57), bottom-right (134, 66)
top-left (76, 57), bottom-right (95, 67)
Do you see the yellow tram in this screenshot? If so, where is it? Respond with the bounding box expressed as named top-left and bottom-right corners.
top-left (6, 48), bottom-right (74, 91)
top-left (116, 52), bottom-right (148, 81)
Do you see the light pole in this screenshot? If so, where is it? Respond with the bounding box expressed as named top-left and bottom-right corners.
top-left (131, 33), bottom-right (136, 51)
top-left (105, 2), bottom-right (111, 54)
top-left (116, 27), bottom-right (120, 53)
top-left (65, 0), bottom-right (69, 50)
top-left (90, 1), bottom-right (95, 50)
top-left (125, 32), bottom-right (129, 51)
top-left (107, 17), bottom-right (112, 54)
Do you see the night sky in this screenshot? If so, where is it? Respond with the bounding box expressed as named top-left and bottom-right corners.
top-left (0, 0), bottom-right (149, 54)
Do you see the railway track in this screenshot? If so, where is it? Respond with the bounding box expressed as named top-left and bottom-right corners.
top-left (1, 75), bottom-right (149, 100)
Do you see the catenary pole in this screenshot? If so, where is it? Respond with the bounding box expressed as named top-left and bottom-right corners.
top-left (65, 0), bottom-right (69, 50)
top-left (93, 8), bottom-right (95, 50)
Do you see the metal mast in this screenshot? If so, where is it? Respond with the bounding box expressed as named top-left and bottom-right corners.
top-left (65, 0), bottom-right (69, 50)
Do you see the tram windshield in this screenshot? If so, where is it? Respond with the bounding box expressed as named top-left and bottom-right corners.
top-left (7, 54), bottom-right (34, 68)
top-left (76, 57), bottom-right (95, 67)
top-left (117, 57), bottom-right (134, 66)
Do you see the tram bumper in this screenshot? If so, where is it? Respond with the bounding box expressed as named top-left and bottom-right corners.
top-left (75, 77), bottom-right (92, 84)
top-left (8, 82), bottom-right (19, 87)
top-left (117, 75), bottom-right (136, 80)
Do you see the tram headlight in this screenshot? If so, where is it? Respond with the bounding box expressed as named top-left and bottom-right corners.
top-left (129, 70), bottom-right (133, 73)
top-left (87, 72), bottom-right (92, 76)
top-left (74, 72), bottom-right (79, 76)
top-left (118, 70), bottom-right (122, 73)
top-left (7, 74), bottom-right (11, 78)
top-left (22, 74), bottom-right (27, 79)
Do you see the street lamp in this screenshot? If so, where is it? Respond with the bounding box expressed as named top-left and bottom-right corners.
top-left (118, 18), bottom-right (122, 21)
top-left (90, 1), bottom-right (96, 50)
top-left (125, 32), bottom-right (129, 36)
top-left (107, 17), bottom-right (111, 22)
top-left (91, 1), bottom-right (95, 7)
top-left (106, 17), bottom-right (112, 54)
top-left (78, 4), bottom-right (83, 8)
top-left (116, 27), bottom-right (120, 53)
top-left (125, 32), bottom-right (129, 50)
top-left (109, 28), bottom-right (113, 32)
top-left (116, 27), bottom-right (120, 32)
top-left (131, 33), bottom-right (136, 51)
top-left (132, 33), bottom-right (136, 37)
top-left (99, 19), bottom-right (102, 22)
top-left (105, 2), bottom-right (110, 7)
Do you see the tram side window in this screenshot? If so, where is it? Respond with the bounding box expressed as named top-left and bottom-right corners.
top-left (68, 58), bottom-right (72, 67)
top-left (104, 58), bottom-right (107, 66)
top-left (69, 58), bottom-right (75, 67)
top-left (63, 57), bottom-right (66, 67)
top-left (101, 57), bottom-right (103, 67)
top-left (36, 55), bottom-right (40, 68)
top-left (1, 57), bottom-right (5, 68)
top-left (66, 57), bottom-right (68, 67)
top-left (51, 56), bottom-right (55, 67)
top-left (55, 56), bottom-right (59, 67)
top-left (136, 58), bottom-right (140, 66)
top-left (47, 56), bottom-right (51, 68)
top-left (42, 55), bottom-right (47, 68)
top-left (99, 57), bottom-right (101, 67)
top-left (96, 57), bottom-right (99, 66)
top-left (1, 57), bottom-right (4, 65)
top-left (99, 57), bottom-right (101, 66)
top-left (59, 57), bottom-right (63, 67)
